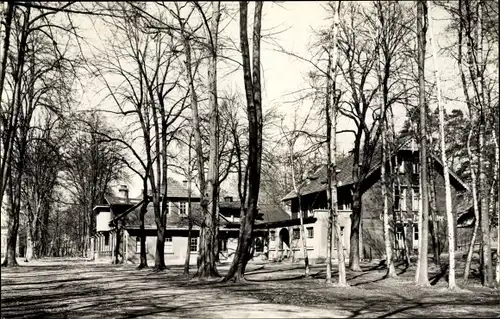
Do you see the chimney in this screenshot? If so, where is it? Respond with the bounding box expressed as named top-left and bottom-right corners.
top-left (224, 196), bottom-right (233, 202)
top-left (119, 185), bottom-right (129, 200)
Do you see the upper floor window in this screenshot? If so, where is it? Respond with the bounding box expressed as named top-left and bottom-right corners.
top-left (164, 237), bottom-right (173, 254)
top-left (270, 230), bottom-right (276, 241)
top-left (179, 201), bottom-right (187, 215)
top-left (190, 237), bottom-right (198, 252)
top-left (398, 160), bottom-right (406, 174)
top-left (411, 187), bottom-right (420, 211)
top-left (307, 227), bottom-right (314, 239)
top-left (292, 229), bottom-right (300, 239)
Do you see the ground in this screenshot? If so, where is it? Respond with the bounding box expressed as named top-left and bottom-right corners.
top-left (1, 257), bottom-right (499, 318)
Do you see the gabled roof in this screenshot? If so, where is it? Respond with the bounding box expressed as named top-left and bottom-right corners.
top-left (282, 136), bottom-right (469, 201)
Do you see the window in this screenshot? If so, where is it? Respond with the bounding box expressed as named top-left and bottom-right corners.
top-left (255, 237), bottom-right (264, 252)
top-left (293, 229), bottom-right (300, 239)
top-left (136, 237), bottom-right (147, 254)
top-left (179, 201), bottom-right (187, 215)
top-left (190, 237), bottom-right (198, 252)
top-left (401, 188), bottom-right (407, 211)
top-left (395, 224), bottom-right (404, 248)
top-left (270, 230), bottom-right (276, 241)
top-left (394, 188), bottom-right (400, 211)
top-left (412, 162), bottom-right (419, 174)
top-left (307, 227), bottom-right (314, 239)
top-left (412, 187), bottom-right (420, 211)
top-left (104, 232), bottom-right (109, 246)
top-left (398, 160), bottom-right (406, 174)
top-left (414, 225), bottom-right (419, 241)
top-left (164, 237), bottom-right (173, 254)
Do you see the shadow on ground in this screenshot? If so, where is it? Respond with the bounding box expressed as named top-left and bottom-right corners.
top-left (1, 257), bottom-right (499, 318)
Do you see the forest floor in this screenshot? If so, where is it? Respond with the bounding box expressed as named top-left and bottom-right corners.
top-left (1, 257), bottom-right (499, 318)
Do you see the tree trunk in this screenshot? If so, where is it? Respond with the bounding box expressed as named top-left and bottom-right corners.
top-left (138, 182), bottom-right (148, 269)
top-left (224, 1), bottom-right (263, 282)
top-left (184, 134), bottom-right (193, 275)
top-left (428, 165), bottom-right (441, 266)
top-left (428, 2), bottom-right (455, 287)
top-left (416, 0), bottom-right (430, 286)
top-left (298, 195), bottom-right (310, 277)
top-left (493, 129), bottom-right (499, 284)
top-left (349, 187), bottom-right (362, 272)
top-left (0, 2), bottom-right (14, 207)
top-left (325, 53), bottom-right (334, 284)
top-left (463, 127), bottom-right (480, 282)
top-left (476, 1), bottom-right (493, 288)
top-left (198, 1), bottom-right (221, 279)
top-left (332, 78), bottom-right (347, 285)
top-left (376, 20), bottom-right (396, 277)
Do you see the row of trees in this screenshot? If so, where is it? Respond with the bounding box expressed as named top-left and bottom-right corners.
top-left (2, 0), bottom-right (498, 287)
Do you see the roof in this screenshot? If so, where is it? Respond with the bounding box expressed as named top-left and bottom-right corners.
top-left (282, 136), bottom-right (469, 201)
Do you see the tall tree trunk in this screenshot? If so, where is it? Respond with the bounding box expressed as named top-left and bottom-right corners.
top-left (224, 1), bottom-right (263, 282)
top-left (349, 186), bottom-right (362, 272)
top-left (325, 53), bottom-right (334, 284)
top-left (493, 129), bottom-right (499, 284)
top-left (138, 178), bottom-right (149, 269)
top-left (376, 19), bottom-right (396, 278)
top-left (428, 1), bottom-right (455, 287)
top-left (475, 0), bottom-right (493, 287)
top-left (428, 164), bottom-right (441, 266)
top-left (184, 134), bottom-right (193, 275)
top-left (0, 2), bottom-right (14, 207)
top-left (416, 0), bottom-right (430, 286)
top-left (463, 128), bottom-right (480, 282)
top-left (198, 1), bottom-right (221, 278)
top-left (289, 140), bottom-right (309, 277)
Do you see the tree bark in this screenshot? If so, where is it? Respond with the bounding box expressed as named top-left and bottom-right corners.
top-left (416, 0), bottom-right (430, 287)
top-left (184, 134), bottom-right (193, 275)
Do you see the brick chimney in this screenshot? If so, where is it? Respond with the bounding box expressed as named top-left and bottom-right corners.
top-left (119, 185), bottom-right (129, 200)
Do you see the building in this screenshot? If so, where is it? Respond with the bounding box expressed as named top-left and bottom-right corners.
top-left (92, 179), bottom-right (287, 265)
top-left (261, 137), bottom-right (470, 263)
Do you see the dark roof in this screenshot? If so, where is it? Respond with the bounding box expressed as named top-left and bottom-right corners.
top-left (104, 178), bottom-right (200, 207)
top-left (282, 137), bottom-right (469, 201)
top-left (256, 204), bottom-right (291, 224)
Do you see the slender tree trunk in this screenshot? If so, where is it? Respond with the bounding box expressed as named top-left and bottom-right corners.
top-left (463, 128), bottom-right (480, 282)
top-left (138, 178), bottom-right (149, 269)
top-left (198, 1), bottom-right (221, 278)
top-left (428, 166), bottom-right (441, 266)
top-left (184, 134), bottom-right (193, 275)
top-left (325, 53), bottom-right (334, 284)
top-left (476, 0), bottom-right (493, 287)
top-left (349, 186), bottom-right (362, 272)
top-left (428, 2), bottom-right (455, 287)
top-left (493, 129), bottom-right (499, 284)
top-left (416, 0), bottom-right (430, 286)
top-left (0, 2), bottom-right (14, 207)
top-left (376, 21), bottom-right (396, 278)
top-left (224, 1), bottom-right (263, 282)
top-left (332, 90), bottom-right (347, 286)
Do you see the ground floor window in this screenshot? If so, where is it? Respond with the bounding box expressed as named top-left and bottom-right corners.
top-left (255, 237), bottom-right (264, 252)
top-left (270, 230), bottom-right (276, 241)
top-left (164, 237), bottom-right (173, 254)
top-left (190, 237), bottom-right (198, 252)
top-left (104, 233), bottom-right (109, 246)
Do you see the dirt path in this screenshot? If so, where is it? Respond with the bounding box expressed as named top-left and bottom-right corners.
top-left (1, 258), bottom-right (499, 318)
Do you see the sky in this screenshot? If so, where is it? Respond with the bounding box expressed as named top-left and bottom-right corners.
top-left (73, 1), bottom-right (474, 198)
